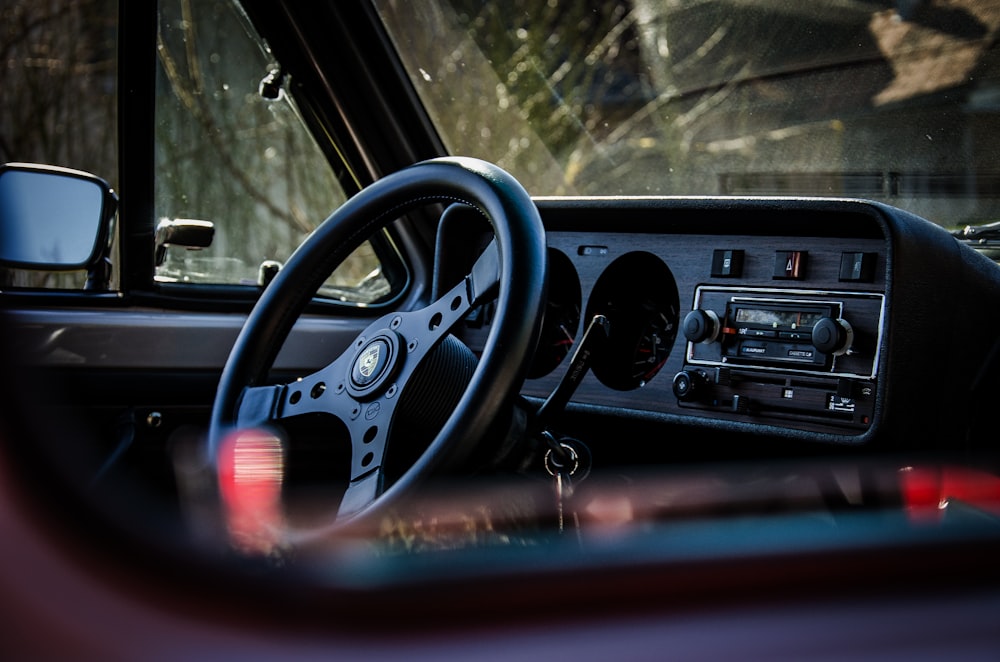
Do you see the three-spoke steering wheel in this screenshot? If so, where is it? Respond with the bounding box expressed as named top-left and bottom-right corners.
top-left (209, 157), bottom-right (547, 522)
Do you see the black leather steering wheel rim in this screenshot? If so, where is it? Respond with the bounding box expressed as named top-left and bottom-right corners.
top-left (208, 157), bottom-right (547, 523)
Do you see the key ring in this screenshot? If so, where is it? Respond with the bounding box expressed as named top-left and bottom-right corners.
top-left (544, 442), bottom-right (579, 477)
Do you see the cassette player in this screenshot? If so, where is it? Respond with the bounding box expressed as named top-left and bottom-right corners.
top-left (725, 299), bottom-right (837, 368)
top-left (684, 287), bottom-right (884, 379)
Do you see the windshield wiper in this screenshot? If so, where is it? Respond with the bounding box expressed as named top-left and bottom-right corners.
top-left (952, 221), bottom-right (1000, 242)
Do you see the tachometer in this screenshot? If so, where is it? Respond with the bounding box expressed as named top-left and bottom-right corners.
top-left (528, 249), bottom-right (582, 379)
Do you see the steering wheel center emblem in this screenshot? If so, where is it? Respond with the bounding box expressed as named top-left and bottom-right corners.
top-left (348, 331), bottom-right (402, 399)
top-left (358, 344), bottom-right (380, 379)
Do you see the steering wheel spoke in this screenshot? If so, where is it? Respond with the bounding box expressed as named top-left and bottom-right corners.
top-left (233, 384), bottom-right (284, 428)
top-left (335, 412), bottom-right (399, 516)
top-left (391, 240), bottom-right (498, 372)
top-left (338, 471), bottom-right (384, 518)
top-left (268, 354), bottom-right (357, 420)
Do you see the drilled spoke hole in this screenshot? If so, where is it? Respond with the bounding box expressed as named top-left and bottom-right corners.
top-left (451, 295), bottom-right (462, 311)
top-left (363, 426), bottom-right (378, 444)
top-left (311, 383), bottom-right (326, 399)
top-left (361, 452), bottom-right (374, 468)
top-left (429, 312), bottom-right (443, 330)
top-left (289, 391), bottom-right (302, 405)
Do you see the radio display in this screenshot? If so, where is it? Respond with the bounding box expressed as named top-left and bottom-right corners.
top-left (734, 307), bottom-right (823, 329)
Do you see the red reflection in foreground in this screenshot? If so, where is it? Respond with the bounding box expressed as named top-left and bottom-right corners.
top-left (900, 466), bottom-right (1000, 524)
top-left (217, 428), bottom-right (286, 555)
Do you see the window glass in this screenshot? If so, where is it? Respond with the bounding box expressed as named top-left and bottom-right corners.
top-left (0, 0), bottom-right (118, 289)
top-left (375, 0), bottom-right (1000, 228)
top-left (155, 0), bottom-right (390, 302)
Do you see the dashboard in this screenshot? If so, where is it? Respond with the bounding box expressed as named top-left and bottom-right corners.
top-left (9, 196), bottom-right (1000, 463)
top-left (452, 197), bottom-right (1000, 451)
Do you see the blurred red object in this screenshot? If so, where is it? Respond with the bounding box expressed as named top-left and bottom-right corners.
top-left (217, 428), bottom-right (287, 555)
top-left (900, 465), bottom-right (1000, 524)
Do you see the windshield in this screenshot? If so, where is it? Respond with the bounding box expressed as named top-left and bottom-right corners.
top-left (374, 0), bottom-right (1000, 227)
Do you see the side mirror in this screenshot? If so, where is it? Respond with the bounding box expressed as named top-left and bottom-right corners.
top-left (0, 163), bottom-right (117, 285)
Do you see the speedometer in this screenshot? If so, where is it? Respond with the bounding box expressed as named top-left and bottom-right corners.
top-left (632, 306), bottom-right (676, 386)
top-left (585, 252), bottom-right (680, 391)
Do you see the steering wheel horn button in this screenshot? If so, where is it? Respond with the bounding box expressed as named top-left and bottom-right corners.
top-left (354, 340), bottom-right (388, 385)
top-left (348, 331), bottom-right (402, 399)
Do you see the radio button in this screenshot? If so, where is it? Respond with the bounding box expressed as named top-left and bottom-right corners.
top-left (732, 394), bottom-right (750, 414)
top-left (742, 329), bottom-right (777, 339)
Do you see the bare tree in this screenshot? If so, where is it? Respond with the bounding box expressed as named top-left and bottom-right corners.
top-left (0, 0), bottom-right (116, 288)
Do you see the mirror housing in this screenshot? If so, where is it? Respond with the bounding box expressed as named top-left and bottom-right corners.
top-left (0, 163), bottom-right (117, 280)
top-left (154, 218), bottom-right (215, 267)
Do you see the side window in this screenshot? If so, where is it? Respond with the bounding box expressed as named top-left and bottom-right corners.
top-left (0, 0), bottom-right (119, 290)
top-left (155, 0), bottom-right (391, 303)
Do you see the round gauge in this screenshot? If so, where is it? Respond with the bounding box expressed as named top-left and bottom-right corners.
top-left (527, 249), bottom-right (582, 379)
top-left (585, 252), bottom-right (680, 391)
top-left (631, 303), bottom-right (676, 386)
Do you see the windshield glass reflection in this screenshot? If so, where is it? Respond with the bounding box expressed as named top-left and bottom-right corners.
top-left (376, 0), bottom-right (1000, 227)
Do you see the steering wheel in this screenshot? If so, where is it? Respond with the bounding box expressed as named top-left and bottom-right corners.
top-left (208, 157), bottom-right (547, 524)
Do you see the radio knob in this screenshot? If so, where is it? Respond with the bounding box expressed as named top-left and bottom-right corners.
top-left (811, 317), bottom-right (854, 356)
top-left (682, 309), bottom-right (720, 344)
top-left (672, 369), bottom-right (710, 401)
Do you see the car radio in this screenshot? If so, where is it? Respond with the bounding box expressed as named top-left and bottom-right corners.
top-left (673, 286), bottom-right (885, 432)
top-left (730, 301), bottom-right (845, 364)
top-left (682, 286), bottom-right (884, 378)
